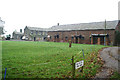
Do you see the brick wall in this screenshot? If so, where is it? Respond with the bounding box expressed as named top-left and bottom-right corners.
top-left (48, 29), bottom-right (115, 45)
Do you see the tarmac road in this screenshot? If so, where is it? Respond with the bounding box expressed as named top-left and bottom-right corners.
top-left (94, 47), bottom-right (120, 79)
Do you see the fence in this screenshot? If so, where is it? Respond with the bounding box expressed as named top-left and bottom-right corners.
top-left (2, 45), bottom-right (97, 78)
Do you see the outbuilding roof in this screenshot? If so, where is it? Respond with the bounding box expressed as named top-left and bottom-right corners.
top-left (48, 20), bottom-right (119, 31)
top-left (13, 31), bottom-right (23, 35)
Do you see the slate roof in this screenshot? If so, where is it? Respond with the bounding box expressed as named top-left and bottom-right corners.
top-left (27, 26), bottom-right (48, 31)
top-left (13, 31), bottom-right (23, 35)
top-left (48, 20), bottom-right (119, 31)
top-left (25, 20), bottom-right (119, 32)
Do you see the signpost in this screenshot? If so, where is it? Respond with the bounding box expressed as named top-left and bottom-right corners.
top-left (75, 60), bottom-right (84, 69)
top-left (71, 49), bottom-right (85, 78)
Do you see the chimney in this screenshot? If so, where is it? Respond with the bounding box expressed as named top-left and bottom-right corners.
top-left (57, 23), bottom-right (59, 26)
top-left (20, 29), bottom-right (22, 33)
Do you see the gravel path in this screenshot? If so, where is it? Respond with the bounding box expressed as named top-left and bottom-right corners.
top-left (94, 47), bottom-right (120, 79)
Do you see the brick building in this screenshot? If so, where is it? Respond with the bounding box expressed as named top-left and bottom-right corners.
top-left (47, 20), bottom-right (120, 45)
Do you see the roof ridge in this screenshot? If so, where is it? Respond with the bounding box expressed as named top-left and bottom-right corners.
top-left (49, 20), bottom-right (118, 31)
top-left (53, 20), bottom-right (118, 27)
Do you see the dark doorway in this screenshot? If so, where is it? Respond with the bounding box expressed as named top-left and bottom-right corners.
top-left (93, 36), bottom-right (105, 45)
top-left (44, 37), bottom-right (47, 40)
top-left (34, 37), bottom-right (36, 41)
top-left (75, 37), bottom-right (78, 43)
top-left (93, 37), bottom-right (98, 44)
top-left (54, 36), bottom-right (56, 42)
top-left (91, 34), bottom-right (109, 45)
top-left (100, 36), bottom-right (104, 45)
top-left (56, 35), bottom-right (59, 38)
top-left (56, 35), bottom-right (59, 42)
top-left (65, 36), bottom-right (68, 42)
top-left (21, 36), bottom-right (23, 40)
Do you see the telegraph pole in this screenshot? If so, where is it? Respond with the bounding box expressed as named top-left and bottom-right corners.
top-left (104, 19), bottom-right (106, 46)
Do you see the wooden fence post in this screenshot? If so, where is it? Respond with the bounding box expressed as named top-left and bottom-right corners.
top-left (69, 40), bottom-right (72, 48)
top-left (72, 56), bottom-right (75, 78)
top-left (81, 49), bottom-right (85, 72)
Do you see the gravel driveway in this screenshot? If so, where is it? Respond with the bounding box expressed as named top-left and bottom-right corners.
top-left (94, 47), bottom-right (120, 79)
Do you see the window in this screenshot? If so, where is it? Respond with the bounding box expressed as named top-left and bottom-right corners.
top-left (30, 31), bottom-right (33, 35)
top-left (81, 35), bottom-right (84, 40)
top-left (38, 32), bottom-right (41, 35)
top-left (65, 36), bottom-right (68, 40)
top-left (54, 36), bottom-right (56, 39)
top-left (39, 32), bottom-right (43, 35)
top-left (71, 37), bottom-right (74, 40)
top-left (25, 32), bottom-right (27, 35)
top-left (56, 35), bottom-right (59, 38)
top-left (43, 32), bottom-right (45, 35)
top-left (36, 31), bottom-right (38, 35)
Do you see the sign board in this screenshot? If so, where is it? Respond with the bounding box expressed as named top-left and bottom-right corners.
top-left (75, 60), bottom-right (84, 69)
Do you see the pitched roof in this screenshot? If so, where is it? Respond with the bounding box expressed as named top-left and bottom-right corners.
top-left (13, 31), bottom-right (23, 35)
top-left (27, 26), bottom-right (48, 31)
top-left (48, 20), bottom-right (119, 31)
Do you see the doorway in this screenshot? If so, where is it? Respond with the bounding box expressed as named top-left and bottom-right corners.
top-left (34, 37), bottom-right (36, 41)
top-left (75, 37), bottom-right (78, 43)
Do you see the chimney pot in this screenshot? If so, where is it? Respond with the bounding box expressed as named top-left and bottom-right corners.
top-left (20, 29), bottom-right (22, 33)
top-left (57, 23), bottom-right (59, 26)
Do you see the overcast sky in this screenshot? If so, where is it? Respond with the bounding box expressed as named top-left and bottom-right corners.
top-left (0, 0), bottom-right (119, 36)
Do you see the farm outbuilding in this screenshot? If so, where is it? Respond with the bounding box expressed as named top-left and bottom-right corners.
top-left (22, 20), bottom-right (120, 45)
top-left (12, 30), bottom-right (24, 40)
top-left (47, 20), bottom-right (120, 45)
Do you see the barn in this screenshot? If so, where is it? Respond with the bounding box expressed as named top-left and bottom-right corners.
top-left (47, 20), bottom-right (120, 45)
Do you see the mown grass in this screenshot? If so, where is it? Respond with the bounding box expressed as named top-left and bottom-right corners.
top-left (2, 41), bottom-right (106, 78)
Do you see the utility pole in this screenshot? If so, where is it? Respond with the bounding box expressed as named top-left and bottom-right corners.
top-left (104, 19), bottom-right (106, 46)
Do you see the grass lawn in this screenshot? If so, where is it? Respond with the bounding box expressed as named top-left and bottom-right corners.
top-left (2, 41), bottom-right (106, 78)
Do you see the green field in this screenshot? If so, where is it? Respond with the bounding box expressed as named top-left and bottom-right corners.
top-left (2, 41), bottom-right (106, 78)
